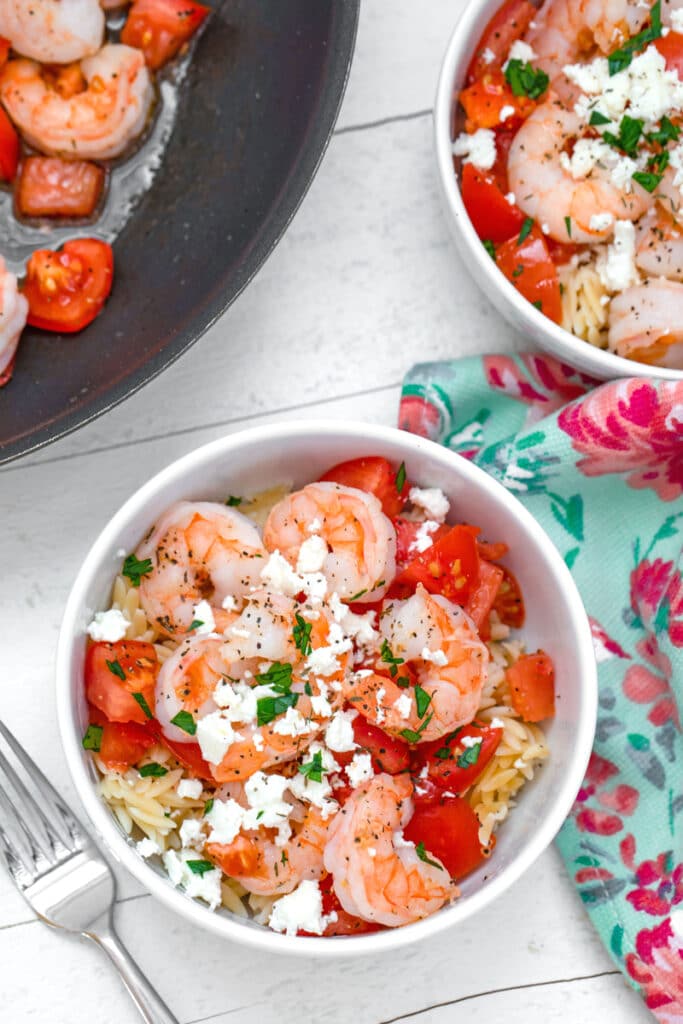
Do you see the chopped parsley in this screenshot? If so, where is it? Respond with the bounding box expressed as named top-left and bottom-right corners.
top-left (348, 589), bottom-right (368, 602)
top-left (292, 613), bottom-right (313, 656)
top-left (132, 691), bottom-right (153, 719)
top-left (225, 495), bottom-right (243, 506)
top-left (456, 742), bottom-right (482, 768)
top-left (648, 149), bottom-right (669, 173)
top-left (170, 710), bottom-right (196, 736)
top-left (482, 238), bottom-right (496, 260)
top-left (298, 750), bottom-right (326, 783)
top-left (632, 170), bottom-right (663, 192)
top-left (304, 681), bottom-right (313, 696)
top-left (564, 216), bottom-right (572, 238)
top-left (395, 461), bottom-right (407, 494)
top-left (204, 798), bottom-right (214, 815)
top-left (82, 724), bottom-right (103, 752)
top-left (414, 685), bottom-right (432, 719)
top-left (187, 619), bottom-right (204, 632)
top-left (122, 554), bottom-right (153, 587)
top-left (400, 712), bottom-right (434, 744)
top-left (380, 639), bottom-right (404, 678)
top-left (415, 842), bottom-right (443, 870)
top-left (512, 263), bottom-right (524, 278)
top-left (139, 762), bottom-right (168, 778)
top-left (602, 114), bottom-right (643, 157)
top-left (106, 658), bottom-right (126, 681)
top-left (255, 661), bottom-right (293, 692)
top-left (646, 115), bottom-right (680, 145)
top-left (504, 59), bottom-right (549, 100)
top-left (589, 110), bottom-right (610, 126)
top-left (396, 675), bottom-right (411, 689)
top-left (186, 860), bottom-right (215, 876)
top-left (532, 299), bottom-right (543, 310)
top-left (257, 692), bottom-right (299, 727)
top-left (517, 217), bottom-right (534, 245)
top-left (607, 0), bottom-right (661, 75)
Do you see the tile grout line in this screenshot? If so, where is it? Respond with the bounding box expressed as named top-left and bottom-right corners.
top-left (333, 108), bottom-right (432, 135)
top-left (0, 381), bottom-right (403, 475)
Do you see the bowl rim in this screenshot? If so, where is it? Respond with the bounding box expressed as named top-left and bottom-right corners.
top-left (56, 420), bottom-right (597, 956)
top-left (432, 0), bottom-right (683, 382)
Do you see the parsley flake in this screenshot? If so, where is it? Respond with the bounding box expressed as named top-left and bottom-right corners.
top-left (564, 215), bottom-right (572, 238)
top-left (170, 710), bottom-right (196, 736)
top-left (380, 639), bottom-right (404, 678)
top-left (517, 217), bottom-right (534, 245)
top-left (602, 114), bottom-right (643, 157)
top-left (132, 691), bottom-right (153, 719)
top-left (188, 619), bottom-right (204, 632)
top-left (225, 495), bottom-right (243, 506)
top-left (400, 712), bottom-right (434, 744)
top-left (415, 842), bottom-right (443, 870)
top-left (589, 110), bottom-right (610, 126)
top-left (504, 59), bottom-right (549, 100)
top-left (204, 798), bottom-right (214, 815)
top-left (632, 170), bottom-right (663, 193)
top-left (255, 662), bottom-right (293, 692)
top-left (646, 115), bottom-right (680, 145)
top-left (348, 589), bottom-right (368, 602)
top-left (106, 658), bottom-right (126, 681)
top-left (186, 860), bottom-right (215, 876)
top-left (139, 762), bottom-right (168, 778)
top-left (456, 741), bottom-right (482, 768)
top-left (292, 613), bottom-right (313, 656)
top-left (414, 685), bottom-right (432, 719)
top-left (82, 724), bottom-right (102, 752)
top-left (298, 750), bottom-right (326, 783)
top-left (395, 461), bottom-right (407, 494)
top-left (257, 692), bottom-right (299, 727)
top-left (607, 0), bottom-right (661, 75)
top-left (122, 554), bottom-right (153, 587)
top-left (482, 238), bottom-right (497, 260)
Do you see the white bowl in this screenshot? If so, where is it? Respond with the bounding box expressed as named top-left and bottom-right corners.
top-left (434, 0), bottom-right (683, 381)
top-left (56, 421), bottom-right (597, 956)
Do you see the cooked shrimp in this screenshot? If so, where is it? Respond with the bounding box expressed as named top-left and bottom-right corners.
top-left (323, 773), bottom-right (456, 925)
top-left (263, 482), bottom-right (397, 604)
top-left (0, 44), bottom-right (153, 161)
top-left (343, 585), bottom-right (488, 743)
top-left (0, 0), bottom-right (104, 65)
top-left (155, 636), bottom-right (231, 744)
top-left (608, 279), bottom-right (683, 366)
top-left (507, 96), bottom-right (651, 243)
top-left (0, 258), bottom-right (28, 381)
top-left (635, 213), bottom-right (683, 280)
top-left (136, 500), bottom-right (266, 638)
top-left (208, 803), bottom-right (330, 896)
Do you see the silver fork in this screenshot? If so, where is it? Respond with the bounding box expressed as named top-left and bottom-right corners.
top-left (0, 720), bottom-right (179, 1024)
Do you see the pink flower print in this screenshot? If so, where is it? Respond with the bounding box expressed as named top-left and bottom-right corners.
top-left (637, 635), bottom-right (673, 679)
top-left (631, 558), bottom-right (678, 629)
top-left (667, 571), bottom-right (683, 648)
top-left (623, 664), bottom-right (681, 730)
top-left (626, 918), bottom-right (683, 1021)
top-left (558, 379), bottom-right (683, 501)
top-left (398, 394), bottom-right (443, 442)
top-left (621, 835), bottom-right (683, 917)
top-left (589, 616), bottom-right (632, 662)
top-left (483, 353), bottom-right (594, 423)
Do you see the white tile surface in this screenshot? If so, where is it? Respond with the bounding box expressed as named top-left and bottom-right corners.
top-left (0, 2), bottom-right (650, 1022)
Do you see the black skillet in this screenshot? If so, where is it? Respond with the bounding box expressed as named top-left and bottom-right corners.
top-left (0, 0), bottom-right (359, 464)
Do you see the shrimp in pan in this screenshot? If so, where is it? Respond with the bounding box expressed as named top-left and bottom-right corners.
top-left (0, 44), bottom-right (154, 161)
top-left (323, 774), bottom-right (457, 926)
top-left (0, 0), bottom-right (105, 65)
top-left (0, 259), bottom-right (28, 383)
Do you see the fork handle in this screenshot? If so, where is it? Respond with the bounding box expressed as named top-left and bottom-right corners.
top-left (86, 916), bottom-right (179, 1024)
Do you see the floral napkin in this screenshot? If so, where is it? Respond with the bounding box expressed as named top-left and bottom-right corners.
top-left (399, 353), bottom-right (682, 1021)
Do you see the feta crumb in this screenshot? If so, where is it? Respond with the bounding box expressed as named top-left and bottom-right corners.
top-left (589, 212), bottom-right (614, 232)
top-left (296, 535), bottom-right (328, 574)
top-left (409, 520), bottom-right (439, 554)
top-left (367, 847), bottom-right (377, 858)
top-left (489, 717), bottom-right (506, 730)
top-left (306, 622), bottom-right (353, 676)
top-left (460, 734), bottom-right (481, 748)
top-left (243, 771), bottom-right (293, 844)
top-left (136, 837), bottom-right (160, 858)
top-left (87, 608), bottom-right (128, 642)
top-left (230, 625), bottom-right (251, 639)
top-left (325, 709), bottom-right (358, 752)
top-left (307, 518), bottom-right (322, 533)
top-left (268, 880), bottom-right (336, 936)
top-left (505, 191), bottom-right (516, 206)
top-left (499, 104), bottom-right (515, 122)
top-left (392, 830), bottom-right (415, 850)
top-left (421, 646), bottom-right (448, 666)
top-left (177, 778), bottom-right (203, 800)
top-left (505, 39), bottom-right (536, 65)
top-left (288, 743), bottom-right (340, 817)
top-left (221, 594), bottom-right (239, 611)
top-left (671, 8), bottom-right (683, 32)
top-left (481, 46), bottom-right (495, 64)
top-left (452, 128), bottom-right (496, 170)
top-left (393, 693), bottom-right (413, 720)
top-left (191, 599), bottom-right (216, 636)
top-left (408, 486), bottom-right (450, 523)
top-left (205, 797), bottom-right (245, 844)
top-left (179, 817), bottom-right (204, 848)
top-left (272, 706), bottom-right (314, 737)
top-left (346, 752), bottom-right (374, 788)
top-left (597, 219), bottom-right (639, 291)
top-left (310, 684), bottom-right (333, 718)
top-left (162, 849), bottom-right (222, 909)
top-left (260, 550), bottom-right (327, 603)
top-left (196, 712), bottom-right (242, 765)
top-left (541, 223), bottom-right (550, 235)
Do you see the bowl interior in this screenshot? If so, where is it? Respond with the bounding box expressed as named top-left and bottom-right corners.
top-left (434, 0), bottom-right (683, 381)
top-left (57, 422), bottom-right (596, 954)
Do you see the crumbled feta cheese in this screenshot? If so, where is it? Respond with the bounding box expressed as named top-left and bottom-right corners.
top-left (205, 797), bottom-right (245, 844)
top-left (499, 104), bottom-right (515, 122)
top-left (481, 46), bottom-right (495, 64)
top-left (86, 608), bottom-right (128, 642)
top-left (136, 837), bottom-right (160, 858)
top-left (268, 880), bottom-right (336, 936)
top-left (506, 39), bottom-right (536, 65)
top-left (346, 752), bottom-right (374, 788)
top-left (597, 219), bottom-right (639, 291)
top-left (310, 686), bottom-right (333, 718)
top-left (196, 712), bottom-right (242, 765)
top-left (260, 550), bottom-right (327, 603)
top-left (307, 518), bottom-right (322, 533)
top-left (272, 706), bottom-right (313, 737)
top-left (342, 610), bottom-right (379, 647)
top-left (177, 778), bottom-right (203, 800)
top-left (243, 771), bottom-right (293, 844)
top-left (489, 717), bottom-right (505, 730)
top-left (409, 520), bottom-right (439, 554)
top-left (610, 155), bottom-right (638, 191)
top-left (460, 734), bottom-right (481, 748)
top-left (179, 817), bottom-right (204, 848)
top-left (288, 743), bottom-right (340, 817)
top-left (375, 686), bottom-right (386, 724)
top-left (230, 625), bottom-right (251, 639)
top-left (325, 709), bottom-right (358, 752)
top-left (452, 128), bottom-right (496, 170)
top-left (367, 847), bottom-right (377, 858)
top-left (393, 693), bottom-right (413, 720)
top-left (671, 8), bottom-right (683, 32)
top-left (221, 594), bottom-right (239, 611)
top-left (408, 486), bottom-right (450, 522)
top-left (589, 212), bottom-right (614, 232)
top-left (162, 849), bottom-right (222, 909)
top-left (213, 679), bottom-right (262, 722)
top-left (296, 535), bottom-right (328, 574)
top-left (191, 599), bottom-right (216, 636)
top-left (421, 646), bottom-right (448, 666)
top-left (392, 831), bottom-right (415, 850)
top-left (306, 622), bottom-right (353, 676)
top-left (560, 137), bottom-right (612, 180)
top-left (505, 191), bottom-right (516, 206)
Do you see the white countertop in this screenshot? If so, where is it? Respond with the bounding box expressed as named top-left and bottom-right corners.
top-left (0, 3), bottom-right (653, 1021)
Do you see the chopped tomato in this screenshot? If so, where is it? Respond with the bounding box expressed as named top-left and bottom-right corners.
top-left (302, 876), bottom-right (384, 936)
top-left (493, 565), bottom-right (525, 628)
top-left (460, 70), bottom-right (535, 130)
top-left (121, 0), bottom-right (210, 70)
top-left (495, 224), bottom-right (562, 323)
top-left (461, 163), bottom-right (525, 244)
top-left (466, 0), bottom-right (536, 82)
top-left (155, 729), bottom-right (214, 781)
top-left (0, 107), bottom-right (19, 183)
top-left (85, 640), bottom-right (158, 725)
top-left (411, 722), bottom-right (502, 795)
top-left (489, 127), bottom-right (516, 193)
top-left (321, 456), bottom-right (409, 518)
top-left (393, 518), bottom-right (449, 568)
top-left (476, 538), bottom-right (508, 561)
top-left (392, 524), bottom-right (480, 604)
top-left (351, 714), bottom-right (411, 774)
top-left (22, 238), bottom-right (113, 333)
top-left (655, 31), bottom-right (683, 79)
top-left (0, 37), bottom-right (9, 70)
top-left (465, 559), bottom-right (504, 635)
top-left (16, 157), bottom-right (105, 219)
top-left (88, 708), bottom-right (157, 770)
top-left (546, 237), bottom-right (581, 265)
top-left (404, 792), bottom-right (489, 879)
top-left (507, 650), bottom-right (555, 721)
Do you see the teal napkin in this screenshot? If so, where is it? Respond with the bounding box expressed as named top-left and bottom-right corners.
top-left (400, 353), bottom-right (682, 1021)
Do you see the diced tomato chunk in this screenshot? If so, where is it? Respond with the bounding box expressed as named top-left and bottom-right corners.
top-left (476, 538), bottom-right (508, 561)
top-left (460, 70), bottom-right (535, 130)
top-left (154, 727), bottom-right (214, 781)
top-left (351, 715), bottom-right (411, 774)
top-left (465, 559), bottom-right (504, 635)
top-left (85, 640), bottom-right (158, 725)
top-left (16, 157), bottom-right (105, 219)
top-left (321, 456), bottom-right (409, 518)
top-left (507, 650), bottom-right (555, 721)
top-left (655, 31), bottom-right (683, 79)
top-left (22, 238), bottom-right (113, 333)
top-left (461, 163), bottom-right (525, 244)
top-left (393, 518), bottom-right (449, 568)
top-left (0, 106), bottom-right (19, 183)
top-left (0, 37), bottom-right (10, 71)
top-left (392, 524), bottom-right (480, 604)
top-left (121, 0), bottom-right (210, 70)
top-left (493, 565), bottom-right (525, 628)
top-left (466, 0), bottom-right (536, 82)
top-left (495, 224), bottom-right (562, 324)
top-left (404, 792), bottom-right (490, 879)
top-left (88, 708), bottom-right (157, 770)
top-left (411, 721), bottom-right (502, 795)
